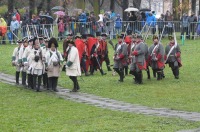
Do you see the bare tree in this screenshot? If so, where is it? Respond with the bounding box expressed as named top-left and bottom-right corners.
top-left (132, 0), bottom-right (142, 9)
top-left (173, 0), bottom-right (180, 20)
top-left (110, 0), bottom-right (115, 10)
top-left (29, 0), bottom-right (35, 19)
top-left (191, 0), bottom-right (196, 13)
top-left (182, 0), bottom-right (189, 14)
top-left (8, 0), bottom-right (14, 12)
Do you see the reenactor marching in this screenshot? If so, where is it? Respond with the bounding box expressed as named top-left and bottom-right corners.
top-left (12, 40), bottom-right (23, 85)
top-left (45, 38), bottom-right (63, 92)
top-left (148, 35), bottom-right (165, 80)
top-left (129, 35), bottom-right (146, 84)
top-left (165, 35), bottom-right (182, 79)
top-left (113, 34), bottom-right (128, 82)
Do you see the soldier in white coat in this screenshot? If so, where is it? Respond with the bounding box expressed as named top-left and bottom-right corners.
top-left (22, 37), bottom-right (34, 88)
top-left (66, 40), bottom-right (81, 92)
top-left (45, 38), bottom-right (63, 92)
top-left (28, 37), bottom-right (43, 92)
top-left (12, 40), bottom-right (23, 84)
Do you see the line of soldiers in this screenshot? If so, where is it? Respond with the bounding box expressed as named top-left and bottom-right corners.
top-left (113, 32), bottom-right (182, 84)
top-left (62, 32), bottom-right (112, 77)
top-left (12, 35), bottom-right (63, 92)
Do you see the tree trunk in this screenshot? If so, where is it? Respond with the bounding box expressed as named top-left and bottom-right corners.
top-left (110, 0), bottom-right (115, 10)
top-left (46, 0), bottom-right (51, 15)
top-left (191, 0), bottom-right (196, 13)
top-left (122, 0), bottom-right (129, 20)
top-left (93, 0), bottom-right (100, 18)
top-left (173, 0), bottom-right (180, 20)
top-left (182, 0), bottom-right (189, 14)
top-left (199, 0), bottom-right (200, 15)
top-left (37, 1), bottom-right (45, 15)
top-left (8, 0), bottom-right (14, 13)
top-left (132, 0), bottom-right (142, 9)
top-left (29, 0), bottom-right (35, 20)
top-left (76, 0), bottom-right (85, 11)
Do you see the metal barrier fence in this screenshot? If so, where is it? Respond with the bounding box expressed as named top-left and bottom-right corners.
top-left (0, 21), bottom-right (199, 44)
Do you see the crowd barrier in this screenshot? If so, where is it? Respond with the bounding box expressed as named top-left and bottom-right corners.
top-left (0, 21), bottom-right (199, 43)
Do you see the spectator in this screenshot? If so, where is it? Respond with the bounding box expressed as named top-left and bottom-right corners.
top-left (196, 15), bottom-right (200, 35)
top-left (188, 12), bottom-right (197, 39)
top-left (0, 17), bottom-right (7, 44)
top-left (128, 12), bottom-right (137, 33)
top-left (115, 14), bottom-right (122, 37)
top-left (146, 12), bottom-right (157, 35)
top-left (13, 8), bottom-right (21, 23)
top-left (21, 9), bottom-right (30, 37)
top-left (165, 10), bottom-right (173, 36)
top-left (78, 13), bottom-right (87, 35)
top-left (89, 12), bottom-right (97, 36)
top-left (157, 14), bottom-right (165, 38)
top-left (58, 19), bottom-right (65, 40)
top-left (180, 13), bottom-right (189, 39)
top-left (109, 10), bottom-right (116, 39)
top-left (10, 16), bottom-right (20, 44)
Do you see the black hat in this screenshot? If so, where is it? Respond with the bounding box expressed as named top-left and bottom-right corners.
top-left (127, 30), bottom-right (132, 35)
top-left (48, 37), bottom-right (58, 48)
top-left (118, 35), bottom-right (124, 39)
top-left (67, 40), bottom-right (75, 45)
top-left (67, 33), bottom-right (73, 36)
top-left (81, 34), bottom-right (87, 39)
top-left (168, 35), bottom-right (174, 40)
top-left (101, 33), bottom-right (107, 37)
top-left (96, 32), bottom-right (101, 37)
top-left (153, 35), bottom-right (159, 40)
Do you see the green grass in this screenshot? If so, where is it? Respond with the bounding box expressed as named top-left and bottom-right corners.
top-left (1, 82), bottom-right (200, 131)
top-left (1, 37), bottom-right (200, 113)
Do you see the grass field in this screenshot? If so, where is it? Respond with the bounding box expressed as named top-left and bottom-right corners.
top-left (1, 82), bottom-right (200, 131)
top-left (1, 37), bottom-right (199, 112)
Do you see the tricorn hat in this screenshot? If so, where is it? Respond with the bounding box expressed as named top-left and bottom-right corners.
top-left (168, 35), bottom-right (174, 40)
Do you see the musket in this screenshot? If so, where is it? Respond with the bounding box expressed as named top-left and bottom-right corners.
top-left (108, 40), bottom-right (115, 50)
top-left (143, 21), bottom-right (152, 41)
top-left (165, 24), bottom-right (177, 63)
top-left (11, 30), bottom-right (19, 40)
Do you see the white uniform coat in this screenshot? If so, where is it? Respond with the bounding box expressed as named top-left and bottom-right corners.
top-left (66, 46), bottom-right (81, 76)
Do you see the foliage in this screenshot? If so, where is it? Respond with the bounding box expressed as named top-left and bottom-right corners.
top-left (1, 82), bottom-right (200, 131)
top-left (0, 5), bottom-right (7, 16)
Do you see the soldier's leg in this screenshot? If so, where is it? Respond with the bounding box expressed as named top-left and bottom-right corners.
top-left (43, 73), bottom-right (48, 88)
top-left (22, 71), bottom-right (27, 86)
top-left (146, 66), bottom-right (151, 79)
top-left (81, 58), bottom-right (89, 76)
top-left (124, 66), bottom-right (128, 76)
top-left (15, 71), bottom-right (20, 84)
top-left (119, 68), bottom-right (124, 82)
top-left (69, 76), bottom-right (78, 92)
top-left (137, 70), bottom-right (143, 84)
top-left (37, 75), bottom-right (42, 92)
top-left (52, 77), bottom-right (58, 92)
top-left (157, 70), bottom-right (162, 80)
top-left (48, 77), bottom-right (53, 91)
top-left (174, 67), bottom-right (179, 79)
top-left (153, 69), bottom-right (157, 78)
top-left (33, 74), bottom-right (37, 90)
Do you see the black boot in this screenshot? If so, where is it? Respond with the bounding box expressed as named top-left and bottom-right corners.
top-left (153, 69), bottom-right (156, 78)
top-left (48, 77), bottom-right (53, 91)
top-left (36, 75), bottom-right (42, 92)
top-left (100, 69), bottom-right (106, 75)
top-left (157, 71), bottom-right (162, 80)
top-left (33, 74), bottom-right (37, 90)
top-left (16, 71), bottom-right (20, 84)
top-left (146, 67), bottom-right (151, 79)
top-left (70, 76), bottom-right (78, 92)
top-left (85, 72), bottom-right (90, 76)
top-left (124, 66), bottom-right (128, 76)
top-left (174, 68), bottom-right (179, 79)
top-left (137, 71), bottom-right (143, 84)
top-left (119, 71), bottom-right (124, 82)
top-left (132, 71), bottom-right (138, 84)
top-left (76, 81), bottom-right (80, 91)
top-left (43, 73), bottom-right (48, 89)
top-left (22, 72), bottom-right (27, 86)
top-left (52, 77), bottom-right (58, 92)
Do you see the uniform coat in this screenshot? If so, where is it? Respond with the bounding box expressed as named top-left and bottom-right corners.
top-left (46, 50), bottom-right (63, 77)
top-left (148, 43), bottom-right (165, 69)
top-left (113, 43), bottom-right (128, 69)
top-left (66, 46), bottom-right (81, 76)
